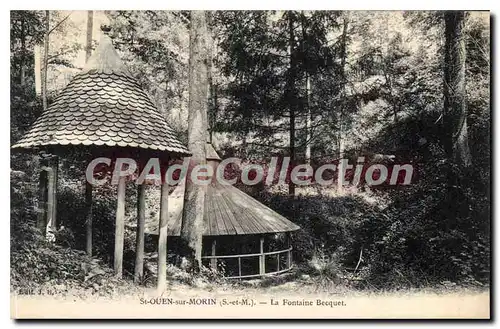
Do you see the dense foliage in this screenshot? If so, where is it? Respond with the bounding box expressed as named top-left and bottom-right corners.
top-left (10, 11), bottom-right (490, 291)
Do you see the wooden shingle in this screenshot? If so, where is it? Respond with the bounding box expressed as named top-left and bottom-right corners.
top-left (142, 181), bottom-right (300, 237)
top-left (12, 35), bottom-right (190, 157)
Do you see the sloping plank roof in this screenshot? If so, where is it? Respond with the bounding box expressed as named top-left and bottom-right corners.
top-left (12, 34), bottom-right (190, 156)
top-left (141, 181), bottom-right (300, 236)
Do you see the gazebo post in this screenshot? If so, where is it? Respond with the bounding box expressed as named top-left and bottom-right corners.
top-left (210, 239), bottom-right (217, 270)
top-left (157, 164), bottom-right (169, 291)
top-left (277, 250), bottom-right (280, 272)
top-left (85, 181), bottom-right (93, 256)
top-left (37, 156), bottom-right (49, 232)
top-left (259, 236), bottom-right (265, 275)
top-left (114, 176), bottom-right (126, 278)
top-left (134, 181), bottom-right (146, 283)
top-left (238, 242), bottom-right (242, 278)
top-left (51, 155), bottom-right (58, 229)
top-left (45, 160), bottom-right (55, 236)
top-left (12, 28), bottom-right (192, 284)
top-left (286, 232), bottom-right (292, 269)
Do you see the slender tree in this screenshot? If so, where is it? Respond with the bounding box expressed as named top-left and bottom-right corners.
top-left (42, 10), bottom-right (49, 112)
top-left (84, 11), bottom-right (93, 256)
top-left (443, 11), bottom-right (472, 167)
top-left (337, 14), bottom-right (349, 190)
top-left (287, 12), bottom-right (297, 197)
top-left (20, 16), bottom-right (26, 86)
top-left (301, 12), bottom-right (312, 164)
top-left (180, 11), bottom-right (209, 270)
top-left (85, 11), bottom-right (93, 62)
top-left (207, 12), bottom-right (216, 142)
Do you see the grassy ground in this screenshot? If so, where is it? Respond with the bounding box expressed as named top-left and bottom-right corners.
top-left (11, 279), bottom-right (490, 319)
top-left (11, 264), bottom-right (489, 301)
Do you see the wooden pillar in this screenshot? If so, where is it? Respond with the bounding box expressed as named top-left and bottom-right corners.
top-left (51, 156), bottom-right (58, 229)
top-left (37, 157), bottom-right (49, 232)
top-left (134, 182), bottom-right (146, 283)
top-left (260, 236), bottom-right (266, 275)
top-left (157, 178), bottom-right (169, 291)
top-left (45, 161), bottom-right (55, 236)
top-left (286, 232), bottom-right (292, 269)
top-left (210, 239), bottom-right (217, 270)
top-left (85, 181), bottom-right (93, 256)
top-left (238, 240), bottom-right (243, 278)
top-left (37, 154), bottom-right (58, 238)
top-left (114, 176), bottom-right (126, 278)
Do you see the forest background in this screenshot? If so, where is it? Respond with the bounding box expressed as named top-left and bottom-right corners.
top-left (10, 10), bottom-right (490, 295)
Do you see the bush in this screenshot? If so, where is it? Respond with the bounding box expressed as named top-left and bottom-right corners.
top-left (362, 162), bottom-right (490, 287)
top-left (249, 188), bottom-right (379, 269)
top-left (10, 171), bottom-right (133, 294)
top-left (246, 156), bottom-right (489, 289)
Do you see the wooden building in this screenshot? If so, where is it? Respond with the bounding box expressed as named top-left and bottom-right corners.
top-left (142, 143), bottom-right (301, 279)
top-left (12, 26), bottom-right (300, 284)
top-left (11, 28), bottom-right (191, 291)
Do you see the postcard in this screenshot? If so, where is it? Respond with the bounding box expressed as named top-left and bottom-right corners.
top-left (10, 9), bottom-right (490, 319)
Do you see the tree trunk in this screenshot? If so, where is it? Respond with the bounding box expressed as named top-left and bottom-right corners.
top-left (301, 13), bottom-right (311, 165)
top-left (42, 10), bottom-right (49, 112)
top-left (34, 45), bottom-right (42, 96)
top-left (20, 17), bottom-right (26, 86)
top-left (84, 17), bottom-right (94, 256)
top-left (85, 11), bottom-right (93, 62)
top-left (287, 12), bottom-right (296, 197)
top-left (443, 11), bottom-right (472, 167)
top-left (305, 75), bottom-right (311, 164)
top-left (207, 14), bottom-right (215, 143)
top-left (180, 10), bottom-right (209, 270)
top-left (337, 14), bottom-right (349, 191)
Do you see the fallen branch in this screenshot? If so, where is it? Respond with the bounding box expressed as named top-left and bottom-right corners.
top-left (351, 246), bottom-right (363, 279)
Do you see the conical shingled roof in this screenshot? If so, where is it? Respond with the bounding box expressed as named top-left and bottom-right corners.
top-left (12, 34), bottom-right (191, 156)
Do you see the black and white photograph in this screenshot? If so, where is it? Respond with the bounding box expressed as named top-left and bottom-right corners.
top-left (9, 9), bottom-right (491, 319)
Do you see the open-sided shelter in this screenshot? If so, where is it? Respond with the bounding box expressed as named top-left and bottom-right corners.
top-left (143, 143), bottom-right (300, 279)
top-left (12, 27), bottom-right (191, 290)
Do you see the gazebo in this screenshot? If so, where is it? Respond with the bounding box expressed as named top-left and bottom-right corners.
top-left (142, 143), bottom-right (301, 279)
top-left (11, 28), bottom-right (191, 290)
